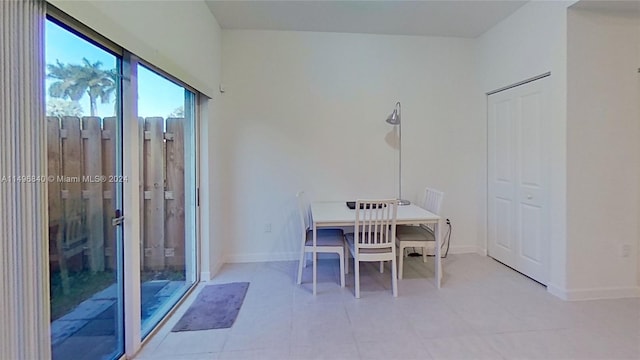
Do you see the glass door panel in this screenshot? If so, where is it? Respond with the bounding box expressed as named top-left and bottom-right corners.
top-left (46, 18), bottom-right (124, 360)
top-left (137, 64), bottom-right (197, 337)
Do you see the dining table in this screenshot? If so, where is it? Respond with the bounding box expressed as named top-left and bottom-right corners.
top-left (310, 201), bottom-right (442, 295)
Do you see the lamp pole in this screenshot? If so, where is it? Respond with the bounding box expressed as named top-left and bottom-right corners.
top-left (386, 102), bottom-right (410, 205)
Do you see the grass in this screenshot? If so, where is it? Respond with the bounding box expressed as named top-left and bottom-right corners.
top-left (50, 268), bottom-right (186, 321)
top-left (140, 269), bottom-right (186, 282)
top-left (50, 270), bottom-right (114, 321)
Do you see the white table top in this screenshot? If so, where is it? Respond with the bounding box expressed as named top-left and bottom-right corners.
top-left (311, 201), bottom-right (440, 226)
top-left (309, 201), bottom-right (443, 293)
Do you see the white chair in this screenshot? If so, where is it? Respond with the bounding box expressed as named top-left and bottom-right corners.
top-left (396, 187), bottom-right (444, 279)
top-left (296, 191), bottom-right (345, 288)
top-left (344, 199), bottom-right (398, 298)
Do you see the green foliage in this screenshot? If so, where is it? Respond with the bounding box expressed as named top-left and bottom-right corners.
top-left (46, 98), bottom-right (84, 117)
top-left (47, 58), bottom-right (116, 116)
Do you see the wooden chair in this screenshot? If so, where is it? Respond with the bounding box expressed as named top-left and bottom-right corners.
top-left (344, 199), bottom-right (398, 298)
top-left (396, 187), bottom-right (444, 279)
top-left (296, 191), bottom-right (345, 288)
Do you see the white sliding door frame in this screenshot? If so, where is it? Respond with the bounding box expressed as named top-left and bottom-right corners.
top-left (45, 6), bottom-right (201, 359)
top-left (122, 53), bottom-right (143, 357)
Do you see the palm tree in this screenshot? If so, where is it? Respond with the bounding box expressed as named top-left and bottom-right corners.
top-left (47, 60), bottom-right (85, 102)
top-left (47, 58), bottom-right (116, 116)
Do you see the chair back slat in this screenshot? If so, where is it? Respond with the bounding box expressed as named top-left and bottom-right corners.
top-left (423, 188), bottom-right (444, 215)
top-left (296, 191), bottom-right (310, 233)
top-left (420, 188), bottom-right (444, 232)
top-left (354, 199), bottom-right (397, 249)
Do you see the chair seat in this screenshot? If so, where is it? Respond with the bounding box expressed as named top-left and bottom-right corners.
top-left (305, 229), bottom-right (344, 247)
top-left (342, 199), bottom-right (399, 298)
top-left (315, 228), bottom-right (344, 237)
top-left (296, 191), bottom-right (346, 290)
top-left (396, 225), bottom-right (435, 241)
top-left (345, 233), bottom-right (393, 254)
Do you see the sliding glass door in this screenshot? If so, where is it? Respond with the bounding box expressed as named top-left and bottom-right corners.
top-left (46, 18), bottom-right (125, 360)
top-left (45, 10), bottom-right (199, 359)
top-left (137, 64), bottom-right (198, 338)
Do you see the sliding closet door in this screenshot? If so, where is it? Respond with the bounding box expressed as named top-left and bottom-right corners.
top-left (488, 76), bottom-right (550, 285)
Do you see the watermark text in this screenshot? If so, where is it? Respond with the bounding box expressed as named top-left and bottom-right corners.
top-left (0, 175), bottom-right (128, 183)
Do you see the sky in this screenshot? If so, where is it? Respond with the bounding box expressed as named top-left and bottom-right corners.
top-left (45, 20), bottom-right (185, 119)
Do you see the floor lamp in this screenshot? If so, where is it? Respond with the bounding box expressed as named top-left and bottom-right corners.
top-left (385, 102), bottom-right (410, 205)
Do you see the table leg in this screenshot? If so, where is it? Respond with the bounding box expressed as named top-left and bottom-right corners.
top-left (435, 219), bottom-right (442, 288)
top-left (313, 223), bottom-right (317, 295)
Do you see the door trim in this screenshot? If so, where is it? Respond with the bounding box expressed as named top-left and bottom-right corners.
top-left (486, 72), bottom-right (551, 96)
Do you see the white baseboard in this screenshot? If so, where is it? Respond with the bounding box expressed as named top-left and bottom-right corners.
top-left (548, 283), bottom-right (640, 301)
top-left (225, 252), bottom-right (299, 263)
top-left (449, 245), bottom-right (480, 254)
top-left (224, 245), bottom-right (481, 264)
top-left (418, 244), bottom-right (479, 256)
top-left (547, 283), bottom-right (569, 300)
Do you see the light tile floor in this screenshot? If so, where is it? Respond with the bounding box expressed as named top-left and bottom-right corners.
top-left (134, 254), bottom-right (640, 360)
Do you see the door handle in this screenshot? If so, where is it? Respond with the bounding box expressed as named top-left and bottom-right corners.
top-left (112, 209), bottom-right (124, 227)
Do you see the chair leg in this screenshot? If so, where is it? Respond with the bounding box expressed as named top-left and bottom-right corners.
top-left (423, 246), bottom-right (428, 263)
top-left (355, 259), bottom-right (360, 299)
top-left (398, 244), bottom-right (404, 280)
top-left (304, 252), bottom-right (309, 268)
top-left (391, 255), bottom-right (398, 297)
top-left (297, 249), bottom-right (305, 284)
top-left (339, 250), bottom-right (345, 288)
top-left (345, 247), bottom-right (350, 274)
top-left (380, 261), bottom-right (384, 273)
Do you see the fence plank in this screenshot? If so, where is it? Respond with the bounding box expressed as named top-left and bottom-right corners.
top-left (82, 117), bottom-right (105, 272)
top-left (61, 116), bottom-right (86, 269)
top-left (144, 117), bottom-right (165, 270)
top-left (165, 118), bottom-right (185, 269)
top-left (47, 116), bottom-right (69, 294)
top-left (102, 117), bottom-right (117, 270)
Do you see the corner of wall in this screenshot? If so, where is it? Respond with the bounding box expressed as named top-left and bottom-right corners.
top-left (201, 258), bottom-right (224, 281)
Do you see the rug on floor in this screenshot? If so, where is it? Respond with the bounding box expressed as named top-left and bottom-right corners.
top-left (171, 282), bottom-right (249, 332)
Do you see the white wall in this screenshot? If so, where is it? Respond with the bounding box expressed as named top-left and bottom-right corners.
top-left (476, 1), bottom-right (571, 293)
top-left (566, 8), bottom-right (640, 298)
top-left (220, 30), bottom-right (483, 262)
top-left (52, 0), bottom-right (640, 300)
top-left (478, 0), bottom-right (640, 299)
top-left (48, 0), bottom-right (225, 279)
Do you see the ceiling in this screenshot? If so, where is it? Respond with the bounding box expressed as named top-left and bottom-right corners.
top-left (205, 1), bottom-right (529, 38)
top-left (571, 0), bottom-right (640, 16)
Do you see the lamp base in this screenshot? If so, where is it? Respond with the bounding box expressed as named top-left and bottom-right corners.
top-left (397, 199), bottom-right (411, 206)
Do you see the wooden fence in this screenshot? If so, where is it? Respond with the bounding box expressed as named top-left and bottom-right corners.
top-left (47, 116), bottom-right (186, 283)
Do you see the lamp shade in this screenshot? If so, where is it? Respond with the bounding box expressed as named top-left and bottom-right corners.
top-left (385, 109), bottom-right (400, 125)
